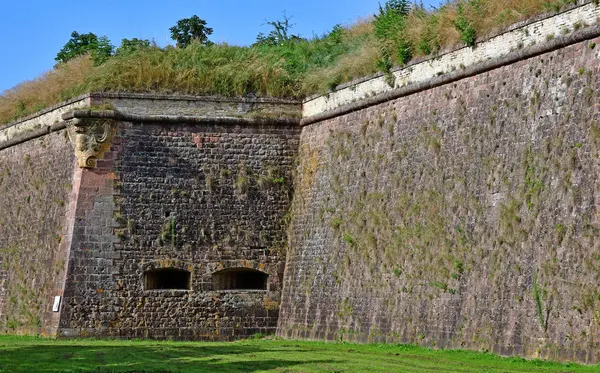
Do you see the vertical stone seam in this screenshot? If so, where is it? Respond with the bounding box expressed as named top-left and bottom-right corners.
top-left (55, 96), bottom-right (92, 335)
top-left (54, 163), bottom-right (84, 336)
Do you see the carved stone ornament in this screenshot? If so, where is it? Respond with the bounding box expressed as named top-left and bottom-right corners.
top-left (66, 117), bottom-right (115, 168)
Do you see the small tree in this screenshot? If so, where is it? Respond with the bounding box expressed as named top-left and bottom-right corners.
top-left (55, 31), bottom-right (113, 65)
top-left (381, 0), bottom-right (411, 15)
top-left (254, 14), bottom-right (302, 47)
top-left (169, 15), bottom-right (213, 48)
top-left (115, 38), bottom-right (151, 57)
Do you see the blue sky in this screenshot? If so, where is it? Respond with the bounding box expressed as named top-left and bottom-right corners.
top-left (0, 0), bottom-right (441, 93)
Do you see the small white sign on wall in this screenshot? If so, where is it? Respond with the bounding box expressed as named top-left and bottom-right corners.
top-left (52, 296), bottom-right (61, 312)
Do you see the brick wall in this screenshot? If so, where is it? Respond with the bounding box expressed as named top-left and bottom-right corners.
top-left (59, 120), bottom-right (300, 339)
top-left (280, 36), bottom-right (600, 363)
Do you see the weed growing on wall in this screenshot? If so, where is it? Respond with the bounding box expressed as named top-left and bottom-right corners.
top-left (286, 51), bottom-right (600, 348)
top-left (532, 271), bottom-right (551, 333)
top-left (0, 132), bottom-right (73, 335)
top-left (0, 246), bottom-right (43, 331)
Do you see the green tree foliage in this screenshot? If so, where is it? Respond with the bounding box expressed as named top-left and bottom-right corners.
top-left (115, 38), bottom-right (152, 57)
top-left (382, 0), bottom-right (411, 15)
top-left (169, 15), bottom-right (213, 48)
top-left (55, 31), bottom-right (114, 66)
top-left (374, 0), bottom-right (412, 71)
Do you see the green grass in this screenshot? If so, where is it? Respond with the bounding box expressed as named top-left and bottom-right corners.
top-left (0, 336), bottom-right (598, 372)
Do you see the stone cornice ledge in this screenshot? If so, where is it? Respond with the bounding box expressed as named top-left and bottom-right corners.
top-left (0, 94), bottom-right (90, 132)
top-left (0, 93), bottom-right (301, 132)
top-left (88, 92), bottom-right (300, 105)
top-left (62, 109), bottom-right (301, 126)
top-left (0, 121), bottom-right (68, 151)
top-left (0, 109), bottom-right (301, 153)
top-left (301, 23), bottom-right (600, 126)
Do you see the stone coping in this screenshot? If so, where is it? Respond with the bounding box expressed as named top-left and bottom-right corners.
top-left (0, 94), bottom-right (302, 151)
top-left (301, 23), bottom-right (600, 126)
top-left (1, 92), bottom-right (300, 131)
top-left (302, 0), bottom-right (600, 120)
top-left (63, 109), bottom-right (301, 126)
top-left (90, 92), bottom-right (299, 105)
top-left (0, 94), bottom-right (90, 132)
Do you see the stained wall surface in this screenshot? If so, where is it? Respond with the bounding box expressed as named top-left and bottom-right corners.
top-left (280, 35), bottom-right (600, 362)
top-left (58, 118), bottom-right (300, 339)
top-left (0, 129), bottom-right (77, 335)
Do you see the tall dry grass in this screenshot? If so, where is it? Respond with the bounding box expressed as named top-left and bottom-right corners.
top-left (405, 0), bottom-right (579, 59)
top-left (302, 20), bottom-right (378, 94)
top-left (81, 44), bottom-right (298, 97)
top-left (0, 56), bottom-right (93, 124)
top-left (0, 0), bottom-right (586, 124)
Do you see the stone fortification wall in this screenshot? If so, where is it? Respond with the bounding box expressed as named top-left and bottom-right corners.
top-left (281, 2), bottom-right (600, 364)
top-left (0, 119), bottom-right (79, 335)
top-left (57, 98), bottom-right (301, 339)
top-left (0, 94), bottom-right (301, 340)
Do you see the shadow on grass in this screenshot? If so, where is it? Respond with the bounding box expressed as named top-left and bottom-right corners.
top-left (0, 343), bottom-right (330, 372)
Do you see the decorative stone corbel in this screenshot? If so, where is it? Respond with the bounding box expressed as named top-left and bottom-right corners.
top-left (63, 110), bottom-right (117, 168)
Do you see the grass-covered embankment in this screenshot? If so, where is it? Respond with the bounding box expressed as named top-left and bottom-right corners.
top-left (0, 336), bottom-right (598, 372)
top-left (0, 0), bottom-right (586, 124)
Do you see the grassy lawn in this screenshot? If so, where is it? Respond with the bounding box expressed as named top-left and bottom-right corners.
top-left (0, 336), bottom-right (598, 373)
